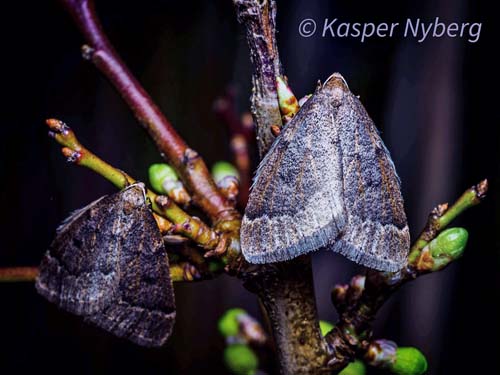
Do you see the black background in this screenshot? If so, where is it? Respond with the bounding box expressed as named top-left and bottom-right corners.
top-left (0, 0), bottom-right (498, 374)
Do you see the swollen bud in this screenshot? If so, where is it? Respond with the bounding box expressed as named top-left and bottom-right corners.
top-left (223, 344), bottom-right (259, 375)
top-left (339, 360), bottom-right (366, 375)
top-left (148, 163), bottom-right (190, 205)
top-left (430, 227), bottom-right (468, 260)
top-left (212, 161), bottom-right (240, 183)
top-left (149, 163), bottom-right (179, 194)
top-left (276, 76), bottom-right (300, 122)
top-left (218, 308), bottom-right (247, 338)
top-left (420, 227), bottom-right (468, 271)
top-left (391, 347), bottom-right (428, 375)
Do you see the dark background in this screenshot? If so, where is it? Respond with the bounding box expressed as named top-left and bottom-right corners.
top-left (0, 0), bottom-right (498, 374)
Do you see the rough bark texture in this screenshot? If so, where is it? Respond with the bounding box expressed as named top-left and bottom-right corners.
top-left (233, 0), bottom-right (283, 157)
top-left (244, 256), bottom-right (330, 374)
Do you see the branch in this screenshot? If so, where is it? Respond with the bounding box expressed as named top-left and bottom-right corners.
top-left (233, 0), bottom-right (283, 156)
top-left (408, 179), bottom-right (488, 260)
top-left (61, 0), bottom-right (239, 226)
top-left (0, 267), bottom-right (39, 282)
top-left (46, 119), bottom-right (221, 251)
top-left (213, 92), bottom-right (253, 206)
top-left (324, 180), bottom-right (488, 372)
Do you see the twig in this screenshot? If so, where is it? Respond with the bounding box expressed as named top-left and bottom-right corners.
top-left (233, 0), bottom-right (283, 156)
top-left (324, 180), bottom-right (488, 372)
top-left (46, 119), bottom-right (220, 250)
top-left (0, 267), bottom-right (39, 282)
top-left (408, 179), bottom-right (488, 260)
top-left (213, 93), bottom-right (253, 206)
top-left (61, 0), bottom-right (239, 226)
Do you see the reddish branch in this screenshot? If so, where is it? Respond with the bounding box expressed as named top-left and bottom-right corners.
top-left (214, 92), bottom-right (254, 206)
top-left (61, 0), bottom-right (239, 226)
top-left (0, 267), bottom-right (39, 282)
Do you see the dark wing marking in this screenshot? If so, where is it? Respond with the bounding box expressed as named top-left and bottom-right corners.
top-left (328, 75), bottom-right (410, 272)
top-left (36, 184), bottom-right (175, 347)
top-left (241, 88), bottom-right (347, 263)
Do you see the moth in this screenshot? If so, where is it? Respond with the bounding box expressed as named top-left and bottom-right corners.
top-left (241, 73), bottom-right (410, 272)
top-left (36, 183), bottom-right (176, 347)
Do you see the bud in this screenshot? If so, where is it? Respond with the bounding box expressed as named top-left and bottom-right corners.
top-left (148, 163), bottom-right (190, 205)
top-left (223, 344), bottom-right (259, 375)
top-left (339, 360), bottom-right (366, 375)
top-left (430, 227), bottom-right (468, 260)
top-left (218, 308), bottom-right (247, 338)
top-left (319, 320), bottom-right (334, 336)
top-left (148, 163), bottom-right (179, 194)
top-left (391, 347), bottom-right (428, 375)
top-left (212, 161), bottom-right (240, 183)
top-left (276, 76), bottom-right (300, 122)
top-left (417, 228), bottom-right (468, 271)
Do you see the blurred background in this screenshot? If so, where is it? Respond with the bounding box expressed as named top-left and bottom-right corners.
top-left (0, 0), bottom-right (497, 374)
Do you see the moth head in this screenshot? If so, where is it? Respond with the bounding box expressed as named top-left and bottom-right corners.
top-left (323, 72), bottom-right (349, 107)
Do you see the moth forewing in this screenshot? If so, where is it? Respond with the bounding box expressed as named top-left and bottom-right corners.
top-left (36, 183), bottom-right (176, 347)
top-left (241, 73), bottom-right (409, 272)
top-left (241, 83), bottom-right (347, 264)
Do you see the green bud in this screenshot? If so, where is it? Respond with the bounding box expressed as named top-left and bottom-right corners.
top-left (223, 344), bottom-right (259, 375)
top-left (148, 163), bottom-right (178, 194)
top-left (429, 227), bottom-right (468, 270)
top-left (391, 347), bottom-right (428, 375)
top-left (319, 320), bottom-right (334, 336)
top-left (430, 227), bottom-right (468, 259)
top-left (339, 360), bottom-right (366, 375)
top-left (212, 161), bottom-right (239, 184)
top-left (218, 308), bottom-right (247, 337)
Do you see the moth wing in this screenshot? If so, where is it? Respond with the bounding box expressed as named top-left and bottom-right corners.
top-left (241, 91), bottom-right (347, 263)
top-left (36, 192), bottom-right (123, 316)
top-left (36, 184), bottom-right (176, 347)
top-left (85, 185), bottom-right (176, 347)
top-left (329, 77), bottom-right (410, 272)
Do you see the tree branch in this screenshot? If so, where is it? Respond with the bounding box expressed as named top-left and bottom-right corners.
top-left (233, 0), bottom-right (283, 156)
top-left (0, 267), bottom-right (39, 282)
top-left (213, 92), bottom-right (253, 207)
top-left (61, 0), bottom-right (239, 226)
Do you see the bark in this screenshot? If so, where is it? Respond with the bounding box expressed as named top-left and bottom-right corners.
top-left (243, 256), bottom-right (331, 374)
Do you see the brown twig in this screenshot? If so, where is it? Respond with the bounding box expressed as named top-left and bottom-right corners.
top-left (213, 92), bottom-right (253, 206)
top-left (61, 0), bottom-right (239, 227)
top-left (233, 0), bottom-right (283, 157)
top-left (324, 180), bottom-right (488, 372)
top-left (0, 267), bottom-right (39, 282)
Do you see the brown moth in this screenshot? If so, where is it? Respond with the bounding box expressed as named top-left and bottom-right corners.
top-left (241, 73), bottom-right (410, 272)
top-left (36, 183), bottom-right (176, 347)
